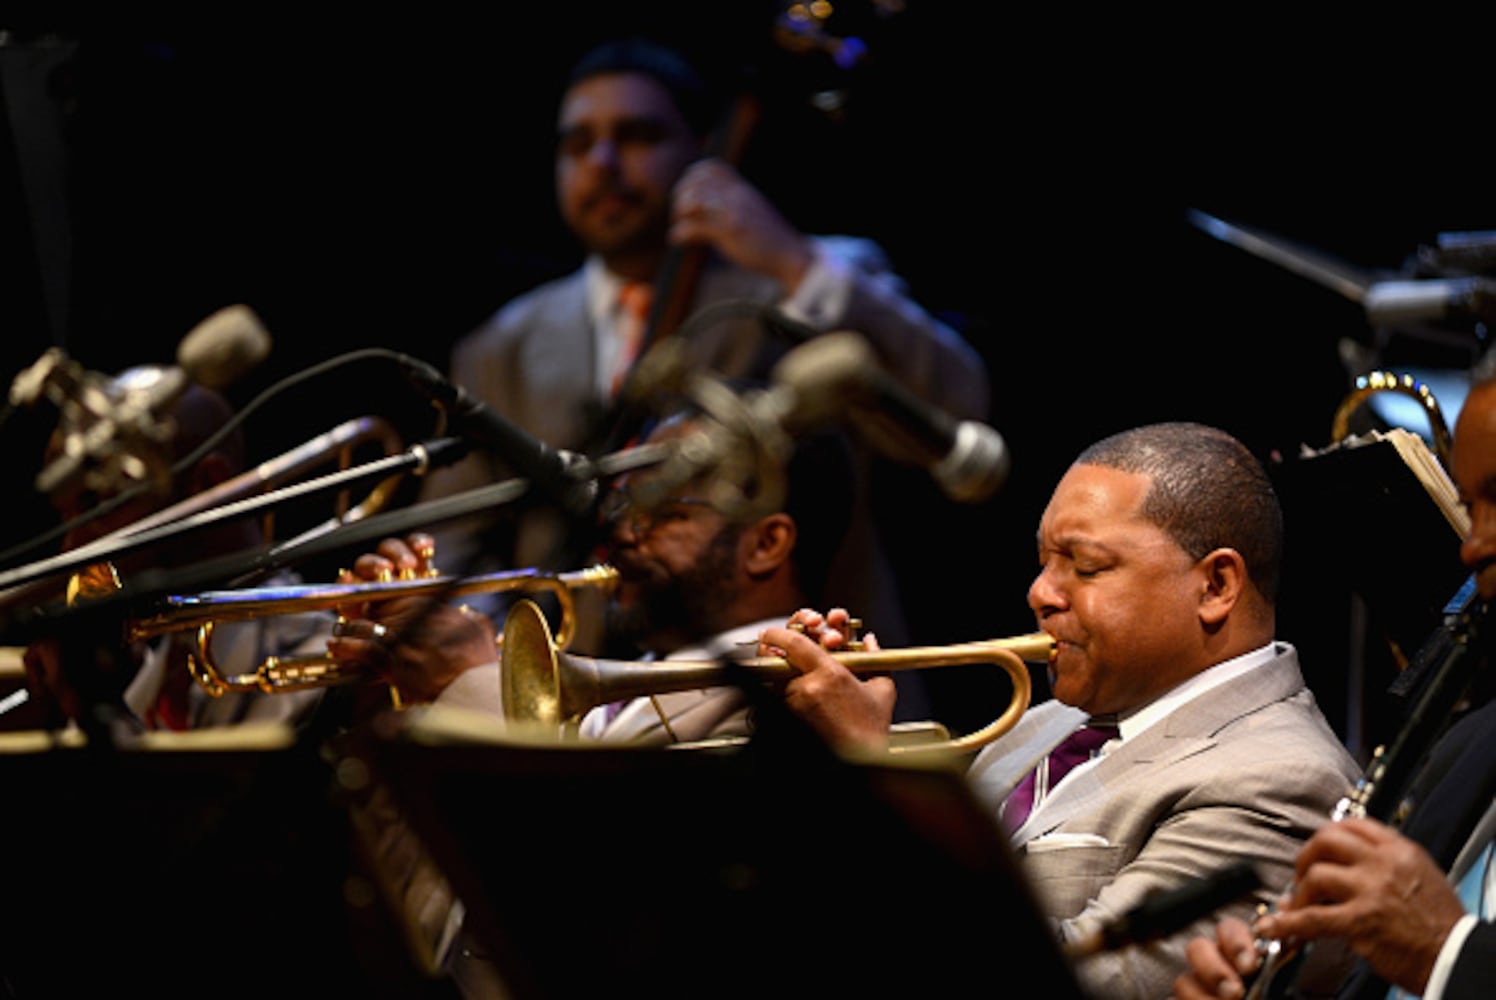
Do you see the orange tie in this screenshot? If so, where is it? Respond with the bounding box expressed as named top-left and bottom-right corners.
top-left (611, 281), bottom-right (654, 396)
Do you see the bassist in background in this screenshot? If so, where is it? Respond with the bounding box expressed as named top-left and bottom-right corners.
top-left (415, 35), bottom-right (989, 679)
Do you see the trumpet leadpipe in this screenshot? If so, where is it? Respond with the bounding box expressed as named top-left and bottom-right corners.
top-left (129, 564), bottom-right (619, 639)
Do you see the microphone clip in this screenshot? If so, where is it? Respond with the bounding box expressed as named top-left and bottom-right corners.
top-left (11, 349), bottom-right (181, 498)
top-left (627, 366), bottom-right (794, 524)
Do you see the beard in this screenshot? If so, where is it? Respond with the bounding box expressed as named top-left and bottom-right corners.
top-left (605, 526), bottom-right (742, 651)
top-left (572, 185), bottom-right (670, 261)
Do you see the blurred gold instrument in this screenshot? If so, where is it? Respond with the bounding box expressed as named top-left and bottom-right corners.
top-left (499, 598), bottom-right (1048, 756)
top-left (1330, 369), bottom-right (1455, 475)
top-left (129, 564), bottom-right (619, 696)
top-left (0, 414), bottom-right (408, 610)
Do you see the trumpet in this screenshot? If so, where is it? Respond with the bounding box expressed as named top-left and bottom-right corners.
top-left (130, 564), bottom-right (619, 697)
top-left (499, 598), bottom-right (1051, 756)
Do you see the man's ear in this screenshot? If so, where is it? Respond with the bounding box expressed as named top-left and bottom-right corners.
top-left (1197, 547), bottom-right (1247, 626)
top-left (744, 513), bottom-right (796, 577)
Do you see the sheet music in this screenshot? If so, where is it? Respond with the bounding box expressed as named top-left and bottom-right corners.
top-left (1379, 428), bottom-right (1470, 538)
top-left (1299, 428), bottom-right (1469, 539)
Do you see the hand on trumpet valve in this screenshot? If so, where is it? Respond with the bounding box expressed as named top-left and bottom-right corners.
top-left (365, 531), bottom-right (440, 582)
top-left (753, 606), bottom-right (868, 658)
top-left (783, 607), bottom-right (867, 651)
top-left (325, 533), bottom-right (497, 705)
top-left (757, 607), bottom-right (895, 754)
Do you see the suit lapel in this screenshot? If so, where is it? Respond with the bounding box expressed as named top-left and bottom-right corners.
top-left (1012, 648), bottom-right (1307, 844)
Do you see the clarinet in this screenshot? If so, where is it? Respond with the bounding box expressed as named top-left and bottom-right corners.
top-left (1244, 587), bottom-right (1491, 999)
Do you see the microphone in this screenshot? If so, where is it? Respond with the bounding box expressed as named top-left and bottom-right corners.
top-left (390, 353), bottom-right (598, 517)
top-left (1063, 862), bottom-right (1260, 959)
top-left (175, 303), bottom-right (274, 388)
top-left (818, 331), bottom-right (1010, 503)
top-left (625, 332), bottom-right (869, 518)
top-left (12, 304), bottom-right (271, 498)
top-left (631, 331), bottom-right (1010, 514)
top-left (1362, 276), bottom-right (1496, 328)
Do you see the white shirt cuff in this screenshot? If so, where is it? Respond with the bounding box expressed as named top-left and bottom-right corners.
top-left (777, 243), bottom-right (852, 328)
top-left (1422, 913), bottom-right (1479, 1000)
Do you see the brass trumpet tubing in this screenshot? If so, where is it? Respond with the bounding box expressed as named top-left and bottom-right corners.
top-left (133, 564), bottom-right (619, 699)
top-left (129, 564), bottom-right (619, 641)
top-left (726, 637), bottom-right (1044, 755)
top-left (501, 599), bottom-right (1050, 756)
top-left (541, 644), bottom-right (1041, 755)
top-left (549, 656), bottom-right (757, 722)
top-left (188, 620), bottom-right (367, 696)
top-left (754, 634), bottom-right (1055, 673)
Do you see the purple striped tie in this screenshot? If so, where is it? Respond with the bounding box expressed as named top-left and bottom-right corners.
top-left (1002, 721), bottom-right (1117, 832)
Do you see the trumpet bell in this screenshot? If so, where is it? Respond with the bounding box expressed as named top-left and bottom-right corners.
top-left (503, 599), bottom-right (566, 727)
top-left (500, 598), bottom-right (750, 728)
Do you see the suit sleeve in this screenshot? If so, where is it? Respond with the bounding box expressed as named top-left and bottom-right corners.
top-left (784, 236), bottom-right (991, 421)
top-left (1057, 741), bottom-right (1360, 1000)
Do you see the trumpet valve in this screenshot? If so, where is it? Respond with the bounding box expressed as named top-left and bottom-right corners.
top-left (411, 537), bottom-right (439, 576)
top-left (787, 616), bottom-right (867, 651)
top-left (843, 617), bottom-right (866, 651)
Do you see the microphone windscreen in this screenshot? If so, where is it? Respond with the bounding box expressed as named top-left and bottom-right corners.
top-left (769, 330), bottom-right (873, 428)
top-left (176, 305), bottom-right (273, 389)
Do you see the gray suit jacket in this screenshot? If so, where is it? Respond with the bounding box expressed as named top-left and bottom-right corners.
top-left (970, 644), bottom-right (1361, 1000)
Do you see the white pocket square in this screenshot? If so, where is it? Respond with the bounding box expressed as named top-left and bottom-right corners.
top-left (1025, 833), bottom-right (1111, 852)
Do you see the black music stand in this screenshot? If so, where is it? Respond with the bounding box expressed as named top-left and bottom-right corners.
top-left (362, 706), bottom-right (1085, 1000)
top-left (0, 729), bottom-right (458, 1000)
top-left (1271, 431), bottom-right (1472, 754)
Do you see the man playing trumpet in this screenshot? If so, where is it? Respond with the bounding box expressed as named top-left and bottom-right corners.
top-left (323, 410), bottom-right (866, 997)
top-left (328, 409), bottom-right (857, 743)
top-left (759, 421), bottom-right (1363, 999)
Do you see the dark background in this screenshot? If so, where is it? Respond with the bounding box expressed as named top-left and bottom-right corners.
top-left (3, 5), bottom-right (1489, 752)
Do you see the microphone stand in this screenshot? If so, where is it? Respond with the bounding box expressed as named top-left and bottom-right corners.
top-left (0, 470), bottom-right (518, 647)
top-left (1, 435), bottom-right (676, 644)
top-left (0, 437), bottom-right (470, 600)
